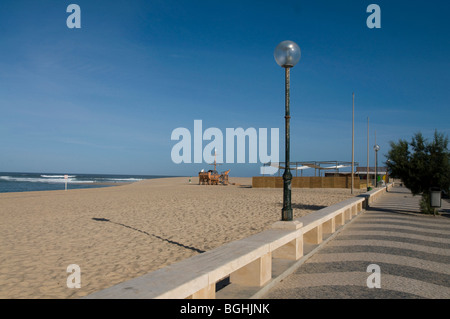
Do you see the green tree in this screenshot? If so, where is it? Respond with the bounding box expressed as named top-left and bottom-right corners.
top-left (386, 131), bottom-right (450, 214)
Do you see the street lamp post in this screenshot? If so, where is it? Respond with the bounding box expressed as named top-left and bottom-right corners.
top-left (374, 144), bottom-right (380, 187)
top-left (274, 40), bottom-right (301, 221)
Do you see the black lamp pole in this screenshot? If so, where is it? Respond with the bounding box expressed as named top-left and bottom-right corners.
top-left (282, 67), bottom-right (293, 221)
top-left (274, 40), bottom-right (300, 222)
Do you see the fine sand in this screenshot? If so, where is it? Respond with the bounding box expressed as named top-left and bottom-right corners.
top-left (0, 177), bottom-right (363, 299)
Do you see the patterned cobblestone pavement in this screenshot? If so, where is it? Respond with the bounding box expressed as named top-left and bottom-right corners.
top-left (264, 186), bottom-right (450, 299)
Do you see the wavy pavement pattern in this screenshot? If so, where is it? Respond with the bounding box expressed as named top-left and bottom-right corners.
top-left (265, 187), bottom-right (450, 299)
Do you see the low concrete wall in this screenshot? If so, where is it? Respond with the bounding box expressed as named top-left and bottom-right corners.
top-left (252, 176), bottom-right (361, 189)
top-left (361, 183), bottom-right (394, 207)
top-left (84, 184), bottom-right (393, 299)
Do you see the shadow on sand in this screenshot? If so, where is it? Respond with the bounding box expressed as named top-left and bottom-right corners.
top-left (92, 217), bottom-right (205, 254)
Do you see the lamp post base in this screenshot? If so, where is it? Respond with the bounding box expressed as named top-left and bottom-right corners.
top-left (282, 170), bottom-right (293, 221)
top-left (282, 207), bottom-right (293, 221)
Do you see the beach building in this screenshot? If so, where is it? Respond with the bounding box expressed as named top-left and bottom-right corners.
top-left (355, 166), bottom-right (389, 187)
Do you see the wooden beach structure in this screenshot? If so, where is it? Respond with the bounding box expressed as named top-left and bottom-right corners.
top-left (198, 169), bottom-right (230, 185)
top-left (256, 160), bottom-right (364, 189)
top-left (198, 152), bottom-right (230, 185)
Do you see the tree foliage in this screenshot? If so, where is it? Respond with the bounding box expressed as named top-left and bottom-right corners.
top-left (386, 131), bottom-right (450, 213)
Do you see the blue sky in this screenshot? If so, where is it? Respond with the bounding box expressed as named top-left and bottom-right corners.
top-left (1, 0), bottom-right (449, 177)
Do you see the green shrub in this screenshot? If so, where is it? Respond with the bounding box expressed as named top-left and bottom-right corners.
top-left (387, 131), bottom-right (449, 214)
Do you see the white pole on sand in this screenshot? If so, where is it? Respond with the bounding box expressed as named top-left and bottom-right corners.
top-left (351, 92), bottom-right (355, 195)
top-left (367, 117), bottom-right (370, 189)
top-left (64, 174), bottom-right (68, 191)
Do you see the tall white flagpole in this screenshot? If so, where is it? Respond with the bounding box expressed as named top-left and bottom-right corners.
top-left (351, 93), bottom-right (355, 194)
top-left (367, 117), bottom-right (370, 189)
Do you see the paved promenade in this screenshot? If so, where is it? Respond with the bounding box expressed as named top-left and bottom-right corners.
top-left (264, 186), bottom-right (450, 299)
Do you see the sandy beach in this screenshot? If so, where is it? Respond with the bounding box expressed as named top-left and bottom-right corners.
top-left (0, 177), bottom-right (363, 299)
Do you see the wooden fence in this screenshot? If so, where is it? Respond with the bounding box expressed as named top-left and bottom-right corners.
top-left (252, 176), bottom-right (361, 189)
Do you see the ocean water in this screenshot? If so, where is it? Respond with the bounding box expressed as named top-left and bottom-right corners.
top-left (0, 172), bottom-right (172, 193)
